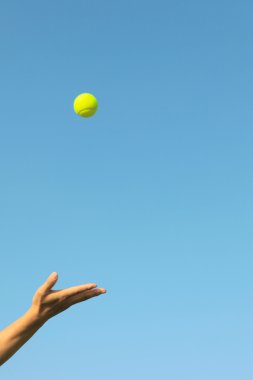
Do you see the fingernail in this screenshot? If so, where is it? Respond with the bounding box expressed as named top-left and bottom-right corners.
top-left (96, 289), bottom-right (106, 294)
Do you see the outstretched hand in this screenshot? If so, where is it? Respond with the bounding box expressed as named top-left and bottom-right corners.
top-left (29, 272), bottom-right (106, 324)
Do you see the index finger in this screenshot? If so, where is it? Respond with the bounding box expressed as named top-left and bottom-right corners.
top-left (58, 283), bottom-right (97, 299)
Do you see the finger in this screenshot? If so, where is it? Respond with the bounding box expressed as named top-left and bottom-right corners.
top-left (48, 283), bottom-right (98, 302)
top-left (39, 272), bottom-right (58, 294)
top-left (67, 288), bottom-right (106, 307)
top-left (48, 288), bottom-right (107, 317)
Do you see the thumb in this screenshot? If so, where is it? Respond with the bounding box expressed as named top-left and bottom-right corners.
top-left (40, 272), bottom-right (58, 293)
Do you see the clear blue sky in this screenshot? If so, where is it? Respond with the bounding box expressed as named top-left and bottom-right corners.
top-left (1, 0), bottom-right (253, 378)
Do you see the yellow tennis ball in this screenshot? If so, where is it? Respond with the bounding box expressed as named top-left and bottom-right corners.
top-left (73, 93), bottom-right (98, 118)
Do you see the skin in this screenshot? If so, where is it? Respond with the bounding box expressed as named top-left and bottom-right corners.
top-left (0, 272), bottom-right (106, 366)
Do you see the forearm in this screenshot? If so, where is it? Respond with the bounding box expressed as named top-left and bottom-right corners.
top-left (0, 309), bottom-right (45, 366)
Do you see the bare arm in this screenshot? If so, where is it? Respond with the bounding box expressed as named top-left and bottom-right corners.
top-left (0, 310), bottom-right (45, 366)
top-left (0, 272), bottom-right (106, 366)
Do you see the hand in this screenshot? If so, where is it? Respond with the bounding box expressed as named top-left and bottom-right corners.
top-left (29, 272), bottom-right (106, 324)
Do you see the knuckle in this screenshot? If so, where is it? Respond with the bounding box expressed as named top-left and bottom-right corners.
top-left (60, 295), bottom-right (68, 303)
top-left (37, 288), bottom-right (44, 297)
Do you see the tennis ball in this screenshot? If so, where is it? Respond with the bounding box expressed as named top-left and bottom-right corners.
top-left (73, 93), bottom-right (98, 118)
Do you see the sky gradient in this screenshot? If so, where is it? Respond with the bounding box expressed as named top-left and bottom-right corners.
top-left (1, 0), bottom-right (253, 378)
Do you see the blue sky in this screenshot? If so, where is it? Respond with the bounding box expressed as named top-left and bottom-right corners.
top-left (1, 0), bottom-right (253, 378)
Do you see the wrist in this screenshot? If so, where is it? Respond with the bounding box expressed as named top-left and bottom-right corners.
top-left (24, 308), bottom-right (48, 329)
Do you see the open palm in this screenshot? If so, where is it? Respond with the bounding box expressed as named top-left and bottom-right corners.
top-left (30, 272), bottom-right (106, 323)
